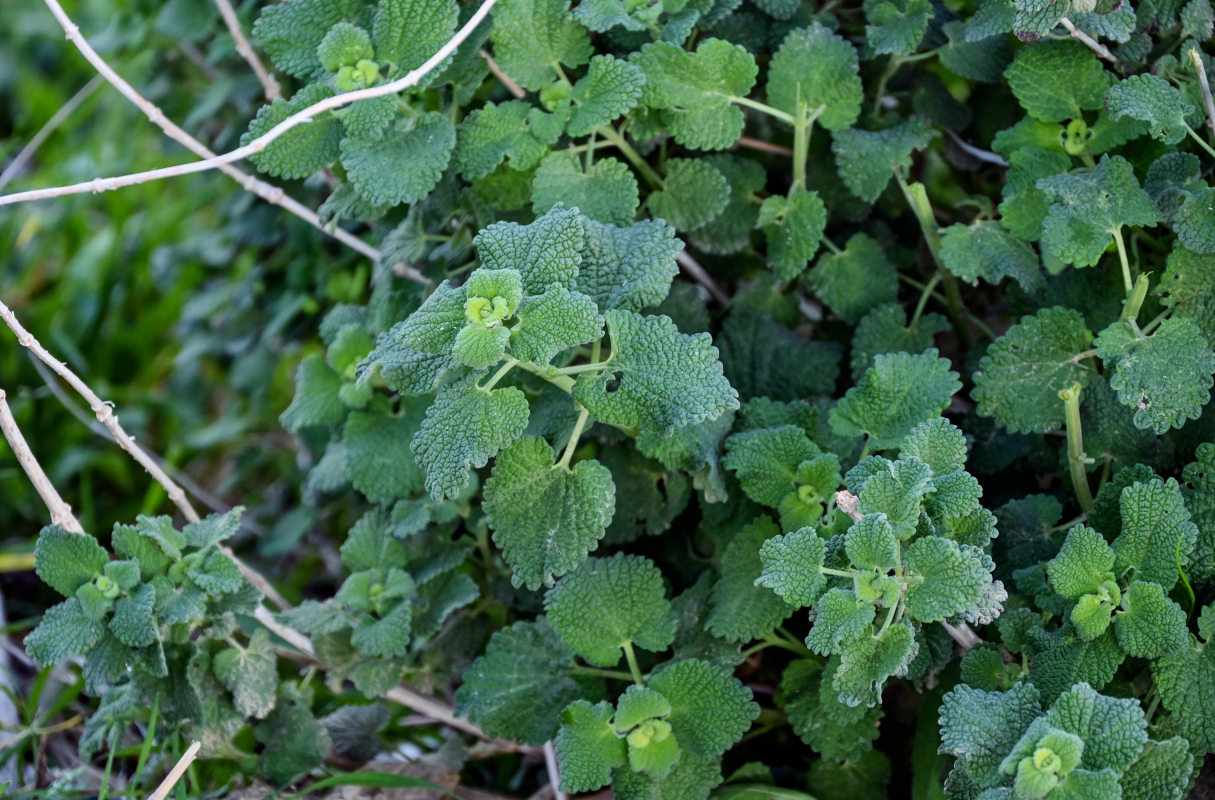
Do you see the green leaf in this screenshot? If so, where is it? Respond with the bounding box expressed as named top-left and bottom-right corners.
top-left (938, 682), bottom-right (1042, 787)
top-left (1181, 443), bottom-right (1215, 590)
top-left (1104, 74), bottom-right (1195, 145)
top-left (630, 39), bottom-right (758, 150)
top-left (903, 536), bottom-right (991, 622)
top-left (188, 550), bottom-right (243, 595)
top-left (109, 583), bottom-right (158, 648)
top-left (455, 618), bottom-right (604, 745)
top-left (532, 152), bottom-right (640, 227)
top-left (26, 598), bottom-right (106, 666)
top-left (1028, 627), bottom-right (1124, 703)
top-left (805, 233), bottom-right (899, 324)
top-left (1120, 738), bottom-right (1195, 800)
top-left (343, 408), bottom-right (425, 504)
top-left (1114, 580), bottom-right (1188, 659)
top-left (1112, 477), bottom-right (1198, 590)
top-left (756, 527), bottom-right (830, 608)
top-left (395, 280), bottom-right (466, 355)
top-left (453, 324), bottom-right (509, 369)
top-left (648, 658), bottom-right (759, 759)
top-left (35, 527), bottom-right (108, 598)
top-left (244, 84), bottom-right (343, 179)
top-left (183, 508), bottom-right (241, 549)
top-left (568, 55), bottom-right (646, 137)
top-left (214, 629), bottom-right (278, 719)
top-left (475, 205), bottom-right (585, 295)
top-left (511, 285), bottom-right (604, 365)
top-left (340, 113), bottom-right (456, 207)
top-left (1154, 604), bottom-right (1215, 752)
top-left (484, 437), bottom-right (615, 590)
top-left (556, 700), bottom-right (627, 793)
top-left (371, 0), bottom-right (458, 76)
top-left (1044, 682), bottom-right (1147, 773)
top-left (782, 659), bottom-right (883, 761)
top-left (576, 218), bottom-right (680, 314)
top-left (845, 514), bottom-right (899, 572)
top-left (760, 188), bottom-right (827, 281)
top-left (489, 0), bottom-right (593, 90)
top-left (866, 0), bottom-right (934, 55)
top-left (939, 221), bottom-right (1044, 292)
top-left (454, 100), bottom-right (549, 179)
top-left (832, 619), bottom-right (917, 707)
top-left (723, 425), bottom-right (821, 508)
top-left (544, 553), bottom-right (675, 666)
top-left (412, 378), bottom-right (531, 500)
top-left (832, 118), bottom-right (938, 203)
top-left (573, 310), bottom-right (738, 435)
top-left (351, 596), bottom-right (413, 657)
top-left (718, 313), bottom-right (843, 402)
top-left (572, 0), bottom-right (647, 31)
top-left (806, 589), bottom-right (877, 655)
top-left (1159, 246), bottom-right (1215, 342)
top-left (1094, 316), bottom-right (1215, 434)
top-left (850, 303), bottom-right (949, 380)
top-left (1038, 155), bottom-right (1161, 269)
top-left (648, 158), bottom-right (729, 232)
top-left (341, 511), bottom-right (407, 572)
top-left (1004, 40), bottom-right (1110, 123)
top-left (854, 457), bottom-right (934, 538)
top-left (708, 517), bottom-right (796, 642)
top-left (899, 416), bottom-right (968, 475)
top-left (255, 684), bottom-right (330, 785)
top-left (829, 350), bottom-right (961, 450)
top-left (616, 686), bottom-right (672, 731)
top-left (972, 307), bottom-right (1093, 434)
top-left (766, 23), bottom-right (863, 131)
top-left (252, 0), bottom-right (364, 80)
top-left (636, 412), bottom-right (732, 504)
top-left (317, 22), bottom-right (373, 72)
top-left (1046, 525), bottom-right (1115, 600)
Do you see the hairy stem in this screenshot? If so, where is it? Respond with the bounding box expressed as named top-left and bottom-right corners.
top-left (557, 406), bottom-right (591, 470)
top-left (1112, 226), bottom-right (1134, 297)
top-left (480, 358), bottom-right (519, 391)
top-left (791, 105), bottom-right (824, 190)
top-left (1121, 273), bottom-right (1149, 322)
top-left (819, 566), bottom-right (857, 579)
top-left (1059, 382), bottom-right (1094, 513)
top-left (1184, 123), bottom-right (1215, 159)
top-left (728, 94), bottom-right (797, 125)
top-left (572, 665), bottom-right (636, 681)
top-left (622, 641), bottom-right (646, 685)
top-left (909, 273), bottom-right (942, 327)
top-left (894, 173), bottom-right (970, 348)
top-left (596, 125), bottom-right (663, 189)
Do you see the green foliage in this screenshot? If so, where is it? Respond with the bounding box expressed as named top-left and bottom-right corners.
top-left (15, 0), bottom-right (1215, 794)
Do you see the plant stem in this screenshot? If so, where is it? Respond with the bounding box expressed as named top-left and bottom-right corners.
top-left (894, 173), bottom-right (970, 349)
top-left (480, 358), bottom-right (519, 391)
top-left (1121, 273), bottom-right (1149, 322)
top-left (819, 566), bottom-right (856, 579)
top-left (1059, 382), bottom-right (1094, 512)
top-left (552, 360), bottom-right (610, 376)
top-left (1112, 227), bottom-right (1134, 297)
top-left (877, 601), bottom-right (899, 636)
top-left (572, 665), bottom-right (636, 681)
top-left (557, 406), bottom-right (590, 469)
top-left (1188, 49), bottom-right (1215, 143)
top-left (728, 94), bottom-right (797, 125)
top-left (1185, 123), bottom-right (1215, 159)
top-left (910, 273), bottom-right (942, 327)
top-left (761, 631), bottom-right (814, 659)
top-left (791, 105), bottom-right (824, 190)
top-left (596, 125), bottom-right (663, 188)
top-left (622, 641), bottom-right (646, 685)
top-left (515, 360), bottom-right (577, 393)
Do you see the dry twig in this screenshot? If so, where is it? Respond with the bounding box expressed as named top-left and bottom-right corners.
top-left (146, 740), bottom-right (201, 800)
top-left (210, 0), bottom-right (281, 100)
top-left (481, 49), bottom-right (526, 99)
top-left (1190, 49), bottom-right (1215, 139)
top-left (0, 388), bottom-right (84, 533)
top-left (1059, 17), bottom-right (1118, 63)
top-left (675, 251), bottom-right (730, 306)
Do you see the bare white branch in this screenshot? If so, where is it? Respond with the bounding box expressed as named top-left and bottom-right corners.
top-left (481, 49), bottom-right (526, 99)
top-left (0, 0), bottom-right (498, 221)
top-left (1190, 49), bottom-right (1215, 139)
top-left (210, 0), bottom-right (281, 100)
top-left (0, 388), bottom-right (84, 533)
top-left (0, 75), bottom-right (103, 193)
top-left (146, 741), bottom-right (201, 800)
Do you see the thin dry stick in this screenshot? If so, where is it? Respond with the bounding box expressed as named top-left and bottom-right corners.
top-left (145, 740), bottom-right (201, 800)
top-left (0, 0), bottom-right (499, 209)
top-left (0, 298), bottom-right (291, 610)
top-left (735, 136), bottom-right (794, 157)
top-left (24, 0), bottom-right (429, 286)
top-left (0, 389), bottom-right (84, 533)
top-left (210, 0), bottom-right (280, 100)
top-left (1189, 49), bottom-right (1215, 139)
top-left (675, 251), bottom-right (730, 306)
top-left (0, 75), bottom-right (103, 193)
top-left (1059, 17), bottom-right (1117, 63)
top-left (543, 741), bottom-right (568, 800)
top-left (481, 50), bottom-right (526, 99)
